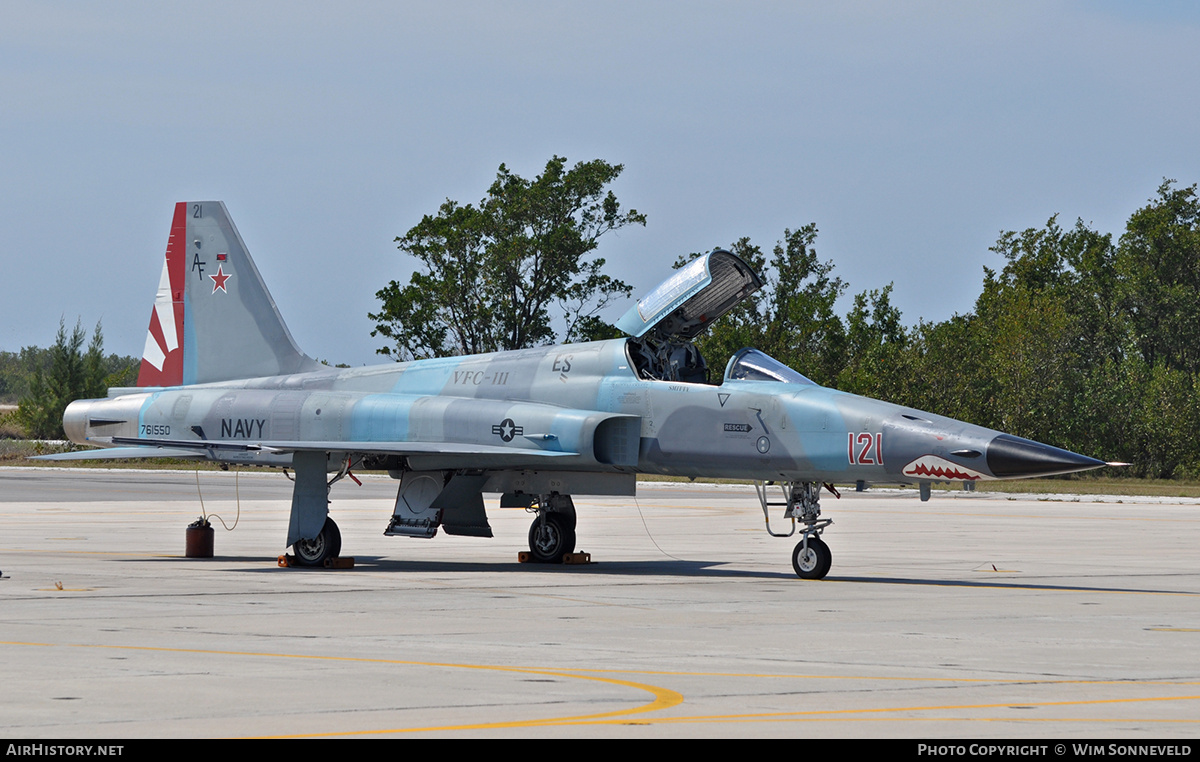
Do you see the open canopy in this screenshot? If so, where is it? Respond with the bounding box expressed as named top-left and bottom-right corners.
top-left (616, 249), bottom-right (763, 342)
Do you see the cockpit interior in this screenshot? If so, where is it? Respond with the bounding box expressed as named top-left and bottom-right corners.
top-left (618, 248), bottom-right (813, 387)
top-left (626, 339), bottom-right (813, 386)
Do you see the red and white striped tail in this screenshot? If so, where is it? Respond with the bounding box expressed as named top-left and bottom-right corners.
top-left (137, 203), bottom-right (187, 386)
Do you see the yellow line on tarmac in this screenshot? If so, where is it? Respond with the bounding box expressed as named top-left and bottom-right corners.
top-left (284, 689), bottom-right (1200, 734)
top-left (6, 640), bottom-right (1199, 734)
top-left (536, 693), bottom-right (1200, 730)
top-left (552, 667), bottom-right (1200, 687)
top-left (0, 640), bottom-right (683, 736)
top-left (347, 693), bottom-right (1200, 733)
top-left (281, 670), bottom-right (684, 738)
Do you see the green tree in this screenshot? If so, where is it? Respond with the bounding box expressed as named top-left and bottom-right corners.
top-left (978, 284), bottom-right (1082, 446)
top-left (371, 156), bottom-right (645, 360)
top-left (1115, 180), bottom-right (1200, 373)
top-left (1137, 362), bottom-right (1200, 478)
top-left (83, 323), bottom-right (108, 400)
top-left (17, 365), bottom-right (59, 440)
top-left (902, 314), bottom-right (991, 426)
top-left (835, 284), bottom-right (911, 401)
top-left (16, 318), bottom-right (115, 439)
top-left (688, 225), bottom-right (847, 385)
top-left (880, 215), bottom-right (1124, 462)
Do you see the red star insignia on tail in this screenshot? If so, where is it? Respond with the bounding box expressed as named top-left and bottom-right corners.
top-left (210, 265), bottom-right (231, 293)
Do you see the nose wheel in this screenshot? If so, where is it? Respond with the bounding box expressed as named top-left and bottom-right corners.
top-left (792, 535), bottom-right (831, 580)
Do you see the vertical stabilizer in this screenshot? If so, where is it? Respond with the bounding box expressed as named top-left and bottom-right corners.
top-left (137, 201), bottom-right (320, 386)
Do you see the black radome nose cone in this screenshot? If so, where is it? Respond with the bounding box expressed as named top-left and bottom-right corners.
top-left (986, 434), bottom-right (1106, 478)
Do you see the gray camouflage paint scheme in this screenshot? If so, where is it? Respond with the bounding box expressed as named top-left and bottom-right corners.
top-left (48, 202), bottom-right (1106, 573)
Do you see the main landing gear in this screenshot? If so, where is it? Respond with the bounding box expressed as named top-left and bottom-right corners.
top-left (525, 494), bottom-right (577, 564)
top-left (292, 517), bottom-right (342, 567)
top-left (755, 480), bottom-right (836, 580)
top-left (286, 454), bottom-right (356, 567)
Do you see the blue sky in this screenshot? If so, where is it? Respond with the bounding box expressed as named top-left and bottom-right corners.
top-left (3, 1), bottom-right (1198, 366)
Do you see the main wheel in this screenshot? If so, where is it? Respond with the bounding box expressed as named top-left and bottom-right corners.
top-left (292, 517), bottom-right (342, 567)
top-left (792, 535), bottom-right (831, 580)
top-left (527, 513), bottom-right (576, 564)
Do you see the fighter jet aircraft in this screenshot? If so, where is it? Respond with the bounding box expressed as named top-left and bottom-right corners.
top-left (43, 202), bottom-right (1109, 578)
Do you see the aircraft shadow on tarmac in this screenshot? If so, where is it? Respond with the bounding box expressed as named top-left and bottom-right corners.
top-left (128, 556), bottom-right (1196, 593)
top-left (131, 554), bottom-right (789, 579)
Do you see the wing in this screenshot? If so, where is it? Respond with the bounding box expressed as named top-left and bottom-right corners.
top-left (34, 436), bottom-right (580, 469)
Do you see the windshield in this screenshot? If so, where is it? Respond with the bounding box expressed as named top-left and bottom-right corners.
top-left (725, 348), bottom-right (815, 385)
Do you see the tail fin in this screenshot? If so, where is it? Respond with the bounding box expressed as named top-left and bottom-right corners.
top-left (137, 201), bottom-right (320, 386)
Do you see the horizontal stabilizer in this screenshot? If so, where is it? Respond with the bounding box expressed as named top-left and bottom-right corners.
top-left (32, 446), bottom-right (208, 461)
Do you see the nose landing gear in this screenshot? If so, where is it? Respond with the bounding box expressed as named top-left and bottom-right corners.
top-left (792, 534), bottom-right (832, 579)
top-left (755, 480), bottom-right (835, 580)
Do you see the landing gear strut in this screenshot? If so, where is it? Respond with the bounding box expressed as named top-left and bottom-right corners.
top-left (755, 480), bottom-right (835, 580)
top-left (286, 453), bottom-right (357, 567)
